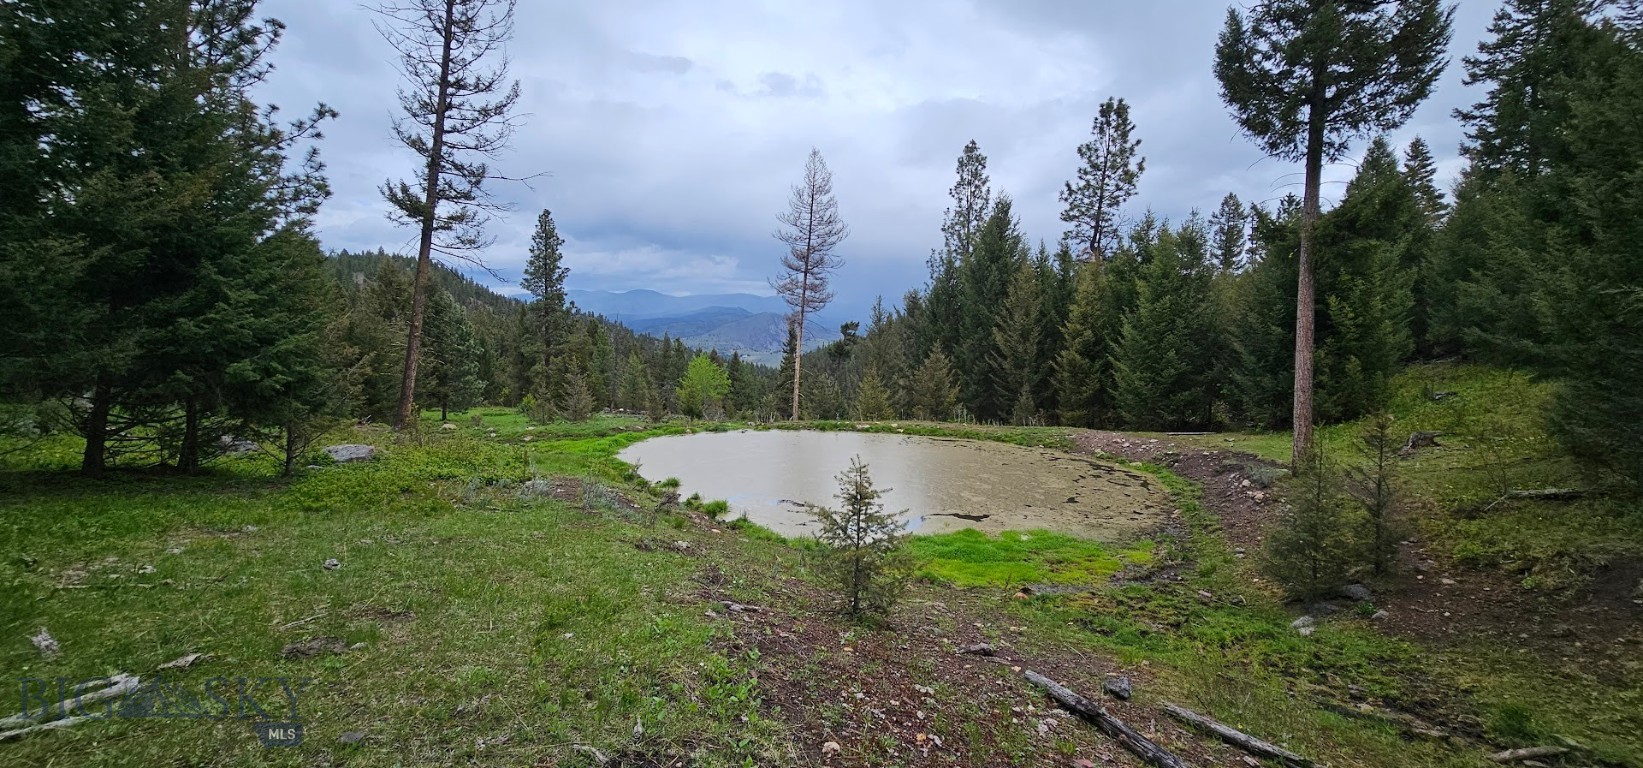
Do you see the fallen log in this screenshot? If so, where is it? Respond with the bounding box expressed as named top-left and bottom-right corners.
top-left (1488, 745), bottom-right (1569, 763)
top-left (1163, 703), bottom-right (1313, 768)
top-left (1505, 488), bottom-right (1584, 501)
top-left (0, 673), bottom-right (140, 736)
top-left (1023, 670), bottom-right (1188, 768)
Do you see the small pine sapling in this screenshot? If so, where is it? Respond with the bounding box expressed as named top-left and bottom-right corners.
top-left (1264, 443), bottom-right (1357, 601)
top-left (808, 457), bottom-right (913, 620)
top-left (1349, 413), bottom-right (1407, 576)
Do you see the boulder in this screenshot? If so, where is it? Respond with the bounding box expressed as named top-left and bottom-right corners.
top-left (1341, 583), bottom-right (1373, 602)
top-left (1290, 615), bottom-right (1315, 632)
top-left (440, 423), bottom-right (458, 431)
top-left (323, 444), bottom-right (376, 463)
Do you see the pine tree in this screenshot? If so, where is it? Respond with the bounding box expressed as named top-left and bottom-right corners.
top-left (771, 148), bottom-right (849, 421)
top-left (990, 261), bottom-right (1044, 425)
top-left (558, 371), bottom-right (595, 422)
top-left (854, 366), bottom-right (893, 420)
top-left (1314, 138), bottom-right (1417, 421)
top-left (807, 457), bottom-right (912, 620)
top-left (1401, 136), bottom-right (1448, 224)
top-left (1216, 0), bottom-right (1453, 464)
top-left (1060, 97), bottom-right (1146, 261)
top-left (1054, 261), bottom-right (1111, 427)
top-left (1113, 220), bottom-right (1219, 430)
top-left (1209, 193), bottom-right (1248, 272)
top-left (1231, 199), bottom-right (1301, 428)
top-left (1534, 25), bottom-right (1643, 487)
top-left (1264, 446), bottom-right (1356, 601)
top-left (1349, 413), bottom-right (1406, 576)
top-left (418, 289), bottom-right (484, 421)
top-left (908, 348), bottom-right (959, 422)
top-left (1455, 0), bottom-right (1604, 179)
top-left (957, 197), bottom-right (1025, 421)
top-left (618, 351), bottom-right (651, 412)
top-left (922, 141), bottom-right (993, 364)
top-left (378, 0), bottom-right (522, 429)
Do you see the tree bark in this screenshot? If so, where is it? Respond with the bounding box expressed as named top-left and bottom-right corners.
top-left (1293, 77), bottom-right (1326, 467)
top-left (1023, 670), bottom-right (1188, 768)
top-left (1163, 703), bottom-right (1313, 767)
top-left (394, 0), bottom-right (458, 431)
top-left (80, 379), bottom-right (112, 477)
top-left (178, 395), bottom-right (200, 473)
top-left (791, 312), bottom-right (804, 421)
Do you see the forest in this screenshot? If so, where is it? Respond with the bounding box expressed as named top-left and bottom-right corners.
top-left (2, 0), bottom-right (1642, 766)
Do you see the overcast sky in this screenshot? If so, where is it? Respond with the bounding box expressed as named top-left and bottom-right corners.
top-left (258, 0), bottom-right (1498, 321)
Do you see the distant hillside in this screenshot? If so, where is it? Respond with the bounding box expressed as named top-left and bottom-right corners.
top-left (327, 249), bottom-right (524, 314)
top-left (569, 289), bottom-right (844, 363)
top-left (626, 306), bottom-right (841, 365)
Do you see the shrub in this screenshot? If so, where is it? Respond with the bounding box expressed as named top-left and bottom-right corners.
top-left (807, 456), bottom-right (913, 619)
top-left (1264, 446), bottom-right (1358, 601)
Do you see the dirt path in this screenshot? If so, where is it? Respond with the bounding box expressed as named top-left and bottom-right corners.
top-left (1071, 430), bottom-right (1643, 689)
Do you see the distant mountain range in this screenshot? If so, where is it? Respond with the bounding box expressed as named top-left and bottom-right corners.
top-left (569, 289), bottom-right (842, 365)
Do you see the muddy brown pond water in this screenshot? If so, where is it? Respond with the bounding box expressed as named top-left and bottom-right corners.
top-left (617, 430), bottom-right (1168, 540)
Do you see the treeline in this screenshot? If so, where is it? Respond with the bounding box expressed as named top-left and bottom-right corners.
top-left (0, 0), bottom-right (778, 476)
top-left (329, 247), bottom-right (777, 424)
top-left (782, 1), bottom-right (1641, 486)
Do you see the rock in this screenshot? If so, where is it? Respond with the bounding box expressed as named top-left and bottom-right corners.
top-left (959, 642), bottom-right (997, 657)
top-left (323, 558), bottom-right (341, 570)
top-left (280, 636), bottom-right (348, 659)
top-left (339, 731), bottom-right (366, 745)
top-left (1341, 583), bottom-right (1373, 602)
top-left (158, 652), bottom-right (206, 670)
top-left (1440, 577), bottom-right (1457, 586)
top-left (1102, 676), bottom-right (1131, 701)
top-left (31, 627), bottom-right (60, 659)
top-left (323, 444), bottom-right (376, 463)
top-left (1308, 601), bottom-right (1344, 616)
top-left (218, 435), bottom-right (259, 454)
top-left (349, 642), bottom-right (367, 651)
top-left (1371, 610), bottom-right (1390, 621)
top-left (1290, 615), bottom-right (1315, 631)
top-left (521, 435), bottom-right (533, 442)
top-left (821, 741), bottom-right (841, 757)
top-left (440, 422), bottom-right (457, 431)
top-left (1297, 625), bottom-right (1316, 637)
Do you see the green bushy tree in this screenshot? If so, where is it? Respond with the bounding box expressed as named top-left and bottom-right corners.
top-left (808, 457), bottom-right (913, 620)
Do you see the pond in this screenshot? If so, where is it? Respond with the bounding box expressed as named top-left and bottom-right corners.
top-left (617, 430), bottom-right (1168, 540)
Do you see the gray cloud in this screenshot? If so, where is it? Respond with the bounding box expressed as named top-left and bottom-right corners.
top-left (256, 0), bottom-right (1501, 321)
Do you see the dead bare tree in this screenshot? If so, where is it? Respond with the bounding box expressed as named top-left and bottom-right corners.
top-left (771, 148), bottom-right (849, 421)
top-left (375, 0), bottom-right (522, 429)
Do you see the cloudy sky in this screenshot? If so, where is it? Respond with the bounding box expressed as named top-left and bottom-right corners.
top-left (258, 0), bottom-right (1498, 321)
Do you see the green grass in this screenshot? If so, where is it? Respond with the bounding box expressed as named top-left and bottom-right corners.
top-left (909, 529), bottom-right (1154, 588)
top-left (0, 413), bottom-right (787, 767)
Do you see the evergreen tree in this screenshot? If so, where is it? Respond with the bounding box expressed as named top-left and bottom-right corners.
top-left (1231, 199), bottom-right (1302, 428)
top-left (1113, 220), bottom-right (1219, 430)
top-left (808, 457), bottom-right (912, 620)
top-left (1349, 413), bottom-right (1406, 576)
top-left (771, 148), bottom-right (849, 421)
top-left (957, 197), bottom-right (1025, 421)
top-left (990, 261), bottom-right (1044, 425)
top-left (1534, 23), bottom-right (1643, 487)
top-left (1455, 0), bottom-right (1603, 179)
top-left (558, 371), bottom-right (595, 422)
top-left (379, 0), bottom-right (521, 428)
top-left (922, 140), bottom-right (992, 364)
top-left (1401, 136), bottom-right (1448, 224)
top-left (1264, 446), bottom-right (1356, 601)
top-left (1054, 261), bottom-right (1112, 427)
top-left (418, 289), bottom-right (484, 421)
top-left (854, 366), bottom-right (893, 420)
top-left (618, 351), bottom-right (651, 412)
top-left (1209, 193), bottom-right (1248, 272)
top-left (1313, 138), bottom-right (1418, 421)
top-left (1216, 0), bottom-right (1453, 464)
top-left (1060, 97), bottom-right (1146, 261)
top-left (908, 348), bottom-right (959, 421)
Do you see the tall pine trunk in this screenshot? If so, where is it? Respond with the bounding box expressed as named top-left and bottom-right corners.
top-left (393, 0), bottom-right (457, 430)
top-left (178, 395), bottom-right (200, 473)
top-left (1292, 83), bottom-right (1326, 467)
top-left (80, 379), bottom-right (113, 477)
top-left (791, 311), bottom-right (805, 421)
